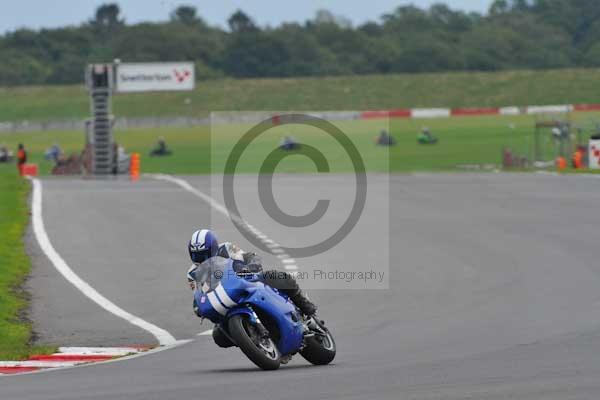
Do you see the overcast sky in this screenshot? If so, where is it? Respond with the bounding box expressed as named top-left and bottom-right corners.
top-left (0, 1), bottom-right (491, 33)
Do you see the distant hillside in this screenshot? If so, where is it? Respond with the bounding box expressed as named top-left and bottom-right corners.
top-left (1, 69), bottom-right (600, 122)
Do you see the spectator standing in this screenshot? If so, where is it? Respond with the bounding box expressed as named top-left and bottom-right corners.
top-left (16, 143), bottom-right (27, 175)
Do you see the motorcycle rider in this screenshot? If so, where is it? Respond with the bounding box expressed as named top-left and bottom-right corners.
top-left (186, 229), bottom-right (317, 348)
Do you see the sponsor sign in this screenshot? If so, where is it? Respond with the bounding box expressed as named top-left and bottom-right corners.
top-left (115, 62), bottom-right (195, 92)
top-left (589, 140), bottom-right (600, 169)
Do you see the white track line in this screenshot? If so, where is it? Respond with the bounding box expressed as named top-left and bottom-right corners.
top-left (28, 178), bottom-right (177, 346)
top-left (535, 171), bottom-right (559, 176)
top-left (150, 174), bottom-right (299, 271)
top-left (0, 361), bottom-right (85, 368)
top-left (58, 347), bottom-right (143, 356)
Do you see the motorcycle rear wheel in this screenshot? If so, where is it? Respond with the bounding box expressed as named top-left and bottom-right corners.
top-left (228, 314), bottom-right (281, 370)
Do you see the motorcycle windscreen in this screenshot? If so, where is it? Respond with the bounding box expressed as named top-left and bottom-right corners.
top-left (194, 256), bottom-right (230, 291)
top-left (194, 257), bottom-right (236, 322)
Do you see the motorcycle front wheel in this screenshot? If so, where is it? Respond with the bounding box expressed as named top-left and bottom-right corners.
top-left (300, 319), bottom-right (336, 365)
top-left (228, 314), bottom-right (281, 370)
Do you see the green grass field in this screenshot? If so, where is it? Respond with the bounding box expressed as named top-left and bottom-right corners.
top-left (2, 69), bottom-right (600, 122)
top-left (0, 168), bottom-right (55, 359)
top-left (1, 112), bottom-right (599, 175)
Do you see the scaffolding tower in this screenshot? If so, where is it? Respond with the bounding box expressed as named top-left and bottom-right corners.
top-left (86, 64), bottom-right (114, 175)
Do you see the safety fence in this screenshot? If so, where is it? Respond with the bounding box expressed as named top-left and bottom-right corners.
top-left (2, 104), bottom-right (600, 134)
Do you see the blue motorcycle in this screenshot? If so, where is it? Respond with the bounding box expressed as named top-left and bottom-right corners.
top-left (193, 257), bottom-right (336, 370)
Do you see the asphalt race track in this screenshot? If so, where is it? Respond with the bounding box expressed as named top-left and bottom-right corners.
top-left (3, 173), bottom-right (600, 400)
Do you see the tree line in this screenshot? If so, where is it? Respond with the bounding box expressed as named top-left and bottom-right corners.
top-left (2, 0), bottom-right (600, 86)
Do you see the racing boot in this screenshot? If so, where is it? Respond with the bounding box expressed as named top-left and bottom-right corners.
top-left (291, 291), bottom-right (317, 317)
top-left (280, 354), bottom-right (293, 364)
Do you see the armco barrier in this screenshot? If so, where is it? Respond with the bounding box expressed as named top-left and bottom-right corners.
top-left (362, 109), bottom-right (411, 119)
top-left (389, 109), bottom-right (412, 118)
top-left (499, 106), bottom-right (521, 116)
top-left (0, 113), bottom-right (357, 134)
top-left (526, 105), bottom-right (573, 114)
top-left (2, 104), bottom-right (600, 134)
top-left (362, 104), bottom-right (600, 120)
top-left (0, 117), bottom-right (209, 134)
top-left (361, 110), bottom-right (392, 119)
top-left (574, 104), bottom-right (600, 112)
top-left (451, 107), bottom-right (500, 116)
top-left (412, 108), bottom-right (451, 119)
top-left (211, 111), bottom-right (360, 126)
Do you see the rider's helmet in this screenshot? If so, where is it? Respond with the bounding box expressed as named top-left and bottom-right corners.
top-left (188, 229), bottom-right (219, 264)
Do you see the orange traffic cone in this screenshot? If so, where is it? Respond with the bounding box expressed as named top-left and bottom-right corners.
top-left (130, 153), bottom-right (141, 181)
top-left (556, 156), bottom-right (567, 170)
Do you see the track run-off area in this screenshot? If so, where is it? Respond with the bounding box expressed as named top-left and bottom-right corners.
top-left (2, 173), bottom-right (600, 400)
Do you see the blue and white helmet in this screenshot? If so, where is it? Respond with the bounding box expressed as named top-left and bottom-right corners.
top-left (188, 229), bottom-right (219, 264)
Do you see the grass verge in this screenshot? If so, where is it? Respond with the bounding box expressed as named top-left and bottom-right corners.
top-left (2, 69), bottom-right (600, 122)
top-left (0, 167), bottom-right (55, 360)
top-left (1, 112), bottom-right (599, 175)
